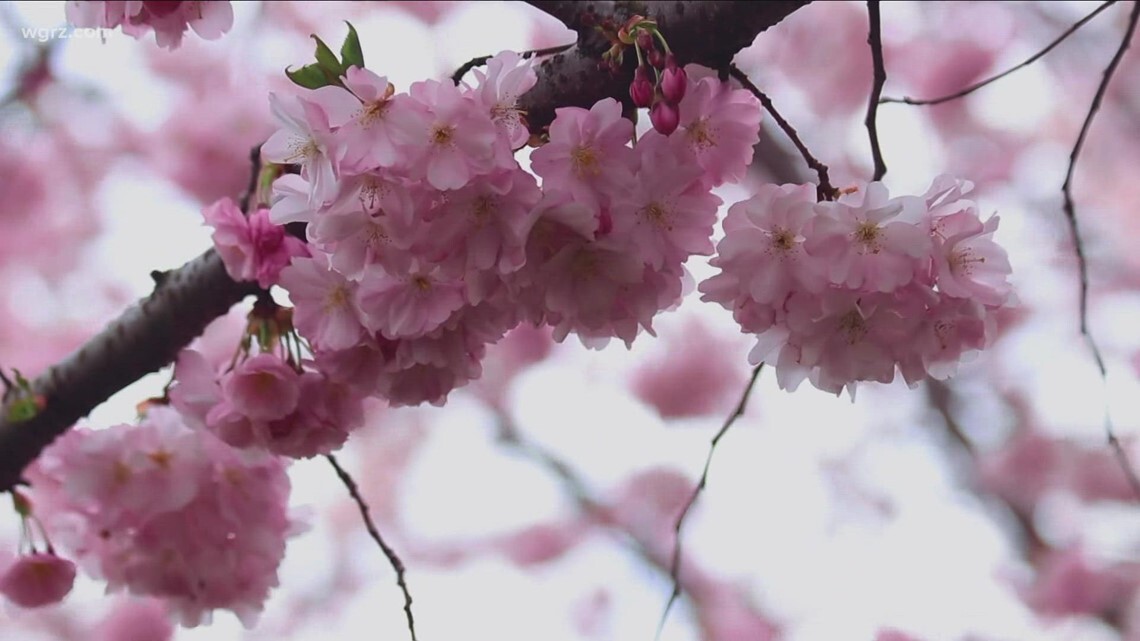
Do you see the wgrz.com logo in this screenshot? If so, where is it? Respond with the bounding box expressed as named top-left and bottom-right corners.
top-left (21, 26), bottom-right (113, 43)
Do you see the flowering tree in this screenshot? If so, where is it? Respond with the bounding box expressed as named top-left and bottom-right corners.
top-left (0, 1), bottom-right (1139, 639)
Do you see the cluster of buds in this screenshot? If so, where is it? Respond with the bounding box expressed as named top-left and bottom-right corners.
top-left (594, 13), bottom-right (689, 135)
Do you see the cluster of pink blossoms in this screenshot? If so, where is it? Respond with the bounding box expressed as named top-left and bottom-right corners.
top-left (255, 52), bottom-right (763, 406)
top-left (700, 176), bottom-right (1013, 396)
top-left (169, 344), bottom-right (366, 459)
top-left (23, 405), bottom-right (294, 626)
top-left (65, 0), bottom-right (233, 49)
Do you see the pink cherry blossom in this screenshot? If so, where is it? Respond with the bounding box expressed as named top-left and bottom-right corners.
top-left (277, 255), bottom-right (366, 351)
top-left (676, 74), bottom-right (763, 187)
top-left (355, 263), bottom-right (467, 339)
top-left (419, 168), bottom-right (542, 280)
top-left (932, 210), bottom-right (1012, 306)
top-left (203, 198), bottom-right (308, 289)
top-left (261, 89), bottom-right (359, 206)
top-left (632, 319), bottom-right (748, 419)
top-left (0, 553), bottom-right (76, 608)
top-left (222, 353), bottom-right (301, 422)
top-left (1026, 546), bottom-right (1131, 617)
top-left (386, 79), bottom-right (498, 190)
top-left (466, 50), bottom-right (538, 151)
top-left (529, 98), bottom-right (636, 210)
top-left (612, 131), bottom-right (721, 270)
top-left (701, 183), bottom-right (826, 307)
top-left (338, 67), bottom-right (401, 171)
top-left (168, 348), bottom-right (222, 430)
top-left (24, 407), bottom-right (295, 627)
top-left (66, 1), bottom-right (235, 50)
top-left (805, 183), bottom-right (931, 292)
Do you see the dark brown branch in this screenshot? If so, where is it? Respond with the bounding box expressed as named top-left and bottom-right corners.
top-left (0, 250), bottom-right (259, 492)
top-left (451, 43), bottom-right (575, 86)
top-left (1061, 0), bottom-right (1140, 501)
top-left (881, 1), bottom-right (1117, 106)
top-left (519, 1), bottom-right (810, 133)
top-left (657, 364), bottom-right (763, 638)
top-left (864, 0), bottom-right (887, 182)
top-left (327, 454), bottom-right (418, 641)
top-left (728, 65), bottom-right (837, 201)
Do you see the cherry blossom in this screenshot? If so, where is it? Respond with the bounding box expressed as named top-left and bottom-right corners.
top-left (65, 1), bottom-right (235, 50)
top-left (529, 98), bottom-right (636, 210)
top-left (202, 198), bottom-right (308, 289)
top-left (0, 552), bottom-right (76, 608)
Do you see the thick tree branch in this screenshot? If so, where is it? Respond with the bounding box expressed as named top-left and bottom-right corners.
top-left (0, 250), bottom-right (259, 492)
top-left (519, 0), bottom-right (810, 133)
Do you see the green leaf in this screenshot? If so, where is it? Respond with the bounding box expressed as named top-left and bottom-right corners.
top-left (286, 63), bottom-right (332, 90)
top-left (6, 397), bottom-right (38, 423)
top-left (312, 35), bottom-right (341, 77)
top-left (340, 21), bottom-right (364, 71)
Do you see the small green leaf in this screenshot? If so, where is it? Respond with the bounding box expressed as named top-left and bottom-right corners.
top-left (312, 35), bottom-right (342, 77)
top-left (6, 397), bottom-right (38, 423)
top-left (340, 21), bottom-right (364, 71)
top-left (286, 63), bottom-right (332, 89)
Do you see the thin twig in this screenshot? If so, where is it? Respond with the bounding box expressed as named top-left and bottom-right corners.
top-left (727, 65), bottom-right (837, 201)
top-left (880, 1), bottom-right (1118, 106)
top-left (326, 454), bottom-right (418, 641)
top-left (450, 43), bottom-right (575, 86)
top-left (656, 364), bottom-right (763, 639)
top-left (864, 0), bottom-right (887, 182)
top-left (1061, 0), bottom-right (1140, 501)
top-left (924, 381), bottom-right (1048, 556)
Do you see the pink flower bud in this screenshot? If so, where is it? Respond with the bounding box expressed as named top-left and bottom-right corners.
top-left (647, 48), bottom-right (665, 69)
top-left (660, 58), bottom-right (686, 104)
top-left (636, 31), bottom-right (653, 51)
top-left (0, 553), bottom-right (76, 608)
top-left (650, 100), bottom-right (680, 135)
top-left (629, 66), bottom-right (654, 108)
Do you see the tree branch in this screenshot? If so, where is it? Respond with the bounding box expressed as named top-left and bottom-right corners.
top-left (864, 0), bottom-right (887, 182)
top-left (880, 1), bottom-right (1117, 106)
top-left (519, 0), bottom-right (810, 133)
top-left (658, 364), bottom-right (763, 638)
top-left (327, 454), bottom-right (417, 641)
top-left (728, 65), bottom-right (837, 201)
top-left (1061, 0), bottom-right (1140, 501)
top-left (0, 249), bottom-right (259, 492)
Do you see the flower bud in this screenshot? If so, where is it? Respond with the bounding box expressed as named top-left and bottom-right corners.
top-left (636, 31), bottom-right (653, 51)
top-left (647, 48), bottom-right (665, 69)
top-left (629, 66), bottom-right (654, 108)
top-left (660, 58), bottom-right (687, 104)
top-left (0, 553), bottom-right (76, 608)
top-left (650, 100), bottom-right (680, 136)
